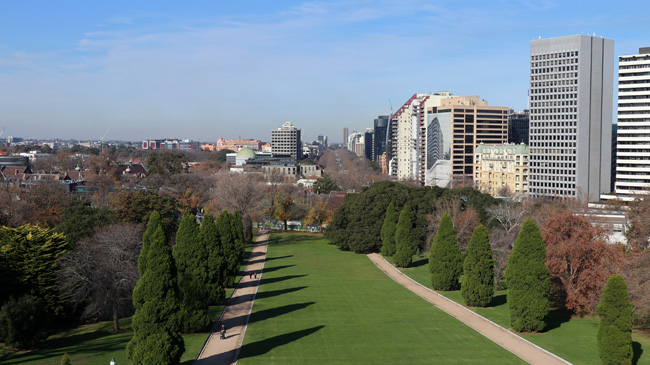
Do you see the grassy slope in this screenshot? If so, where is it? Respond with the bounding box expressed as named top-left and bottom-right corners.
top-left (388, 254), bottom-right (650, 365)
top-left (0, 244), bottom-right (254, 365)
top-left (238, 233), bottom-right (523, 364)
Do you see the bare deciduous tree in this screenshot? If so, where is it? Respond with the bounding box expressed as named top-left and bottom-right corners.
top-left (213, 173), bottom-right (267, 241)
top-left (58, 223), bottom-right (142, 332)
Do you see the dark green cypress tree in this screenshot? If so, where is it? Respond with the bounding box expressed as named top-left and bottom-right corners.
top-left (429, 213), bottom-right (463, 291)
top-left (216, 211), bottom-right (237, 287)
top-left (138, 211), bottom-right (162, 277)
top-left (461, 225), bottom-right (495, 307)
top-left (200, 214), bottom-right (225, 305)
top-left (597, 274), bottom-right (633, 365)
top-left (506, 218), bottom-right (550, 332)
top-left (127, 225), bottom-right (184, 364)
top-left (393, 205), bottom-right (415, 268)
top-left (173, 212), bottom-right (211, 333)
top-left (380, 202), bottom-right (398, 257)
top-left (231, 211), bottom-right (246, 262)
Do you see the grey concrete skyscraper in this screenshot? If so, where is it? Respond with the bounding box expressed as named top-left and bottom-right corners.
top-left (271, 121), bottom-right (302, 160)
top-left (343, 128), bottom-right (349, 148)
top-left (529, 35), bottom-right (614, 200)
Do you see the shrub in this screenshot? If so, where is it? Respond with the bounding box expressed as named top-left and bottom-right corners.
top-left (506, 218), bottom-right (550, 332)
top-left (60, 353), bottom-right (71, 365)
top-left (429, 213), bottom-right (462, 290)
top-left (461, 225), bottom-right (495, 307)
top-left (597, 274), bottom-right (633, 365)
top-left (0, 295), bottom-right (51, 350)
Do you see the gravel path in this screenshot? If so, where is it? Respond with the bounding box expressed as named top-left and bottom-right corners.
top-left (367, 253), bottom-right (570, 365)
top-left (195, 233), bottom-right (270, 365)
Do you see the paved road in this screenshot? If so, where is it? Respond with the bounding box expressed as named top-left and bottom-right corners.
top-left (367, 253), bottom-right (570, 365)
top-left (195, 233), bottom-right (270, 365)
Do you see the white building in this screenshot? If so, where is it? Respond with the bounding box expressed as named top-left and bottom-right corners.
top-left (615, 47), bottom-right (650, 196)
top-left (529, 35), bottom-right (614, 201)
top-left (271, 121), bottom-right (302, 160)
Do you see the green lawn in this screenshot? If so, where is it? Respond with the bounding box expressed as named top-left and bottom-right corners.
top-left (237, 233), bottom-right (523, 364)
top-left (0, 244), bottom-right (255, 364)
top-left (387, 254), bottom-right (650, 365)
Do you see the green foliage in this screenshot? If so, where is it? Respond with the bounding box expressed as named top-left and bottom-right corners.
top-left (216, 149), bottom-right (234, 163)
top-left (146, 151), bottom-right (187, 176)
top-left (0, 295), bottom-right (51, 350)
top-left (429, 213), bottom-right (463, 291)
top-left (200, 214), bottom-right (226, 304)
top-left (60, 353), bottom-right (71, 365)
top-left (127, 225), bottom-right (184, 364)
top-left (313, 176), bottom-right (339, 194)
top-left (242, 213), bottom-right (254, 243)
top-left (232, 211), bottom-right (246, 263)
top-left (325, 181), bottom-right (500, 253)
top-left (393, 205), bottom-right (415, 267)
top-left (173, 212), bottom-right (211, 333)
top-left (112, 190), bottom-right (179, 238)
top-left (55, 204), bottom-right (116, 245)
top-left (461, 225), bottom-right (495, 307)
top-left (597, 274), bottom-right (633, 365)
top-left (216, 211), bottom-right (238, 288)
top-left (380, 202), bottom-right (398, 257)
top-left (0, 224), bottom-right (70, 316)
top-left (506, 218), bottom-right (550, 332)
top-left (138, 211), bottom-right (162, 277)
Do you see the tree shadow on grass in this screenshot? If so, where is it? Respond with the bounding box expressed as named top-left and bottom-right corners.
top-left (488, 292), bottom-right (507, 307)
top-left (410, 257), bottom-right (428, 268)
top-left (262, 264), bottom-right (296, 274)
top-left (248, 255), bottom-right (293, 265)
top-left (633, 341), bottom-right (643, 365)
top-left (238, 274), bottom-right (308, 289)
top-left (236, 286), bottom-right (308, 303)
top-left (237, 325), bottom-right (325, 359)
top-left (270, 234), bottom-right (324, 246)
top-left (227, 302), bottom-right (316, 327)
top-left (545, 308), bottom-right (571, 331)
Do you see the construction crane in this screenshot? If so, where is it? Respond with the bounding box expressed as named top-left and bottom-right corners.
top-left (100, 127), bottom-right (110, 150)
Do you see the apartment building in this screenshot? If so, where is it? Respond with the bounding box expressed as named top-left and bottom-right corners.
top-left (529, 35), bottom-right (614, 200)
top-left (615, 47), bottom-right (650, 196)
top-left (474, 143), bottom-right (529, 196)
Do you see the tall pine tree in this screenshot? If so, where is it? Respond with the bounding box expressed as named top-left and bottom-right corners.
top-left (429, 213), bottom-right (463, 291)
top-left (200, 214), bottom-right (226, 305)
top-left (461, 225), bottom-right (495, 307)
top-left (506, 218), bottom-right (550, 332)
top-left (138, 211), bottom-right (162, 276)
top-left (231, 211), bottom-right (246, 263)
top-left (216, 211), bottom-right (237, 287)
top-left (127, 225), bottom-right (184, 364)
top-left (173, 212), bottom-right (211, 333)
top-left (393, 205), bottom-right (415, 268)
top-left (597, 274), bottom-right (633, 365)
top-left (380, 202), bottom-right (398, 257)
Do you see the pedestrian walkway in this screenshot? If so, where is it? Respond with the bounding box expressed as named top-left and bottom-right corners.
top-left (367, 253), bottom-right (570, 365)
top-left (195, 233), bottom-right (270, 365)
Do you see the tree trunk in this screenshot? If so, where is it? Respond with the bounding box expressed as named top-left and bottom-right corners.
top-left (283, 220), bottom-right (288, 230)
top-left (112, 299), bottom-right (120, 332)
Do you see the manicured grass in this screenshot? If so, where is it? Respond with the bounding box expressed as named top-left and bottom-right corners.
top-left (238, 233), bottom-right (523, 364)
top-left (386, 253), bottom-right (650, 365)
top-left (0, 244), bottom-right (256, 364)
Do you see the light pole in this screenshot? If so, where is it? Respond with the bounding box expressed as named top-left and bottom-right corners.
top-left (110, 357), bottom-right (116, 365)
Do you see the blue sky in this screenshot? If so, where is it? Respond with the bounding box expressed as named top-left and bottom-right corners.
top-left (1, 0), bottom-right (649, 143)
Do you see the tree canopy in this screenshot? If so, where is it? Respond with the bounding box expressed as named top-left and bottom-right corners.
top-left (597, 274), bottom-right (633, 365)
top-left (461, 225), bottom-right (494, 307)
top-left (393, 205), bottom-right (415, 268)
top-left (313, 176), bottom-right (339, 195)
top-left (429, 213), bottom-right (463, 291)
top-left (380, 202), bottom-right (398, 257)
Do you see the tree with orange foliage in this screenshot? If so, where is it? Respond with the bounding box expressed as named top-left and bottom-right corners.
top-left (543, 212), bottom-right (624, 316)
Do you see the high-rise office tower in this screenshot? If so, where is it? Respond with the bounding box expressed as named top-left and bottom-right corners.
top-left (373, 115), bottom-right (389, 162)
top-left (615, 47), bottom-right (650, 196)
top-left (529, 35), bottom-right (614, 200)
top-left (343, 128), bottom-right (349, 148)
top-left (508, 110), bottom-right (530, 145)
top-left (271, 121), bottom-right (302, 160)
top-left (425, 96), bottom-right (508, 187)
top-left (364, 128), bottom-right (374, 160)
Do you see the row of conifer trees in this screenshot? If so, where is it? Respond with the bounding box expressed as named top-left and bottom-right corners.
top-left (380, 203), bottom-right (635, 364)
top-left (126, 210), bottom-right (247, 364)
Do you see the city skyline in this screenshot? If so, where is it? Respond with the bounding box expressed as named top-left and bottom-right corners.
top-left (1, 1), bottom-right (649, 142)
